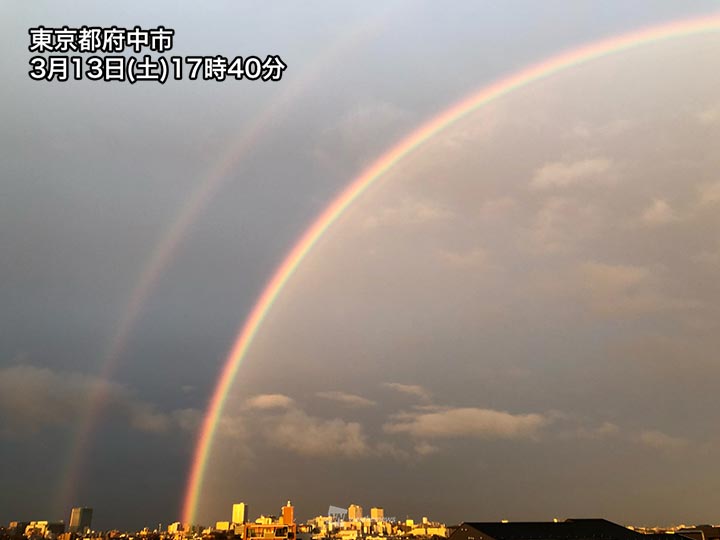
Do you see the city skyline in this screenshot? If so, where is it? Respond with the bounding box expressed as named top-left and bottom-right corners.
top-left (6, 505), bottom-right (720, 535)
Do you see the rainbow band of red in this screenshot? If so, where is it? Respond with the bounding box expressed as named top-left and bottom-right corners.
top-left (182, 13), bottom-right (720, 524)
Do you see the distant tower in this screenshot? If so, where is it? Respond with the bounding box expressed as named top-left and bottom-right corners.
top-left (69, 507), bottom-right (93, 533)
top-left (370, 508), bottom-right (384, 521)
top-left (281, 501), bottom-right (294, 525)
top-left (348, 505), bottom-right (363, 520)
top-left (232, 503), bottom-right (249, 524)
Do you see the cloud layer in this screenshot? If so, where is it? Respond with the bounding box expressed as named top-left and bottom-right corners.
top-left (0, 364), bottom-right (198, 437)
top-left (383, 407), bottom-right (548, 439)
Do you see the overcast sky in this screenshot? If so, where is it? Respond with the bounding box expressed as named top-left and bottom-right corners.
top-left (2, 0), bottom-right (720, 532)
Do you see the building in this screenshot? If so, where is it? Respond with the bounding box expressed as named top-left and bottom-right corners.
top-left (348, 506), bottom-right (363, 521)
top-left (370, 508), bottom-right (384, 521)
top-left (24, 521), bottom-right (65, 538)
top-left (8, 522), bottom-right (30, 537)
top-left (281, 501), bottom-right (294, 525)
top-left (411, 524), bottom-right (447, 537)
top-left (448, 519), bottom-right (696, 540)
top-left (69, 507), bottom-right (93, 534)
top-left (245, 523), bottom-right (296, 540)
top-left (676, 527), bottom-right (720, 540)
top-left (233, 503), bottom-right (249, 525)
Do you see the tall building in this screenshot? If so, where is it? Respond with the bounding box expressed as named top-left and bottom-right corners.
top-left (348, 505), bottom-right (363, 520)
top-left (69, 507), bottom-right (93, 534)
top-left (233, 503), bottom-right (249, 524)
top-left (370, 508), bottom-right (384, 521)
top-left (281, 501), bottom-right (294, 525)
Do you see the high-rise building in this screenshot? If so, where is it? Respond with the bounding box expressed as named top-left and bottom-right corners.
top-left (370, 508), bottom-right (384, 521)
top-left (69, 507), bottom-right (93, 533)
top-left (348, 505), bottom-right (363, 520)
top-left (281, 501), bottom-right (294, 525)
top-left (232, 503), bottom-right (249, 524)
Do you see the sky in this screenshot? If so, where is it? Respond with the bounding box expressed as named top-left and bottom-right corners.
top-left (1, 0), bottom-right (720, 532)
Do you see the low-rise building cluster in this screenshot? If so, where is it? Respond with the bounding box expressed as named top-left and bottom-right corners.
top-left (5, 503), bottom-right (720, 540)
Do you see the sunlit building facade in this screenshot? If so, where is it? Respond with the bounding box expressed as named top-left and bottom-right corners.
top-left (69, 507), bottom-right (93, 534)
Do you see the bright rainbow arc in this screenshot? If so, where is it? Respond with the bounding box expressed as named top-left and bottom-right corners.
top-left (182, 13), bottom-right (720, 524)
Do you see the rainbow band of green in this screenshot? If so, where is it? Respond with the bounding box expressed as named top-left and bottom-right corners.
top-left (182, 13), bottom-right (720, 524)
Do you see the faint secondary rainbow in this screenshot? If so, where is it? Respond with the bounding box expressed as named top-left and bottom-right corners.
top-left (54, 5), bottom-right (402, 515)
top-left (182, 13), bottom-right (720, 523)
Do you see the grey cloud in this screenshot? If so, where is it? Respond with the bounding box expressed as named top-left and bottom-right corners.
top-left (530, 157), bottom-right (614, 189)
top-left (697, 104), bottom-right (720, 125)
top-left (574, 421), bottom-right (621, 440)
top-left (382, 382), bottom-right (431, 401)
top-left (172, 407), bottom-right (204, 433)
top-left (529, 196), bottom-right (601, 253)
top-left (0, 364), bottom-right (199, 436)
top-left (693, 249), bottom-right (720, 266)
top-left (638, 430), bottom-right (690, 452)
top-left (436, 247), bottom-right (488, 269)
top-left (383, 407), bottom-right (548, 439)
top-left (413, 441), bottom-right (440, 456)
top-left (373, 441), bottom-right (412, 460)
top-left (260, 408), bottom-right (370, 458)
top-left (639, 199), bottom-right (679, 226)
top-left (316, 390), bottom-right (377, 408)
top-left (361, 198), bottom-right (452, 230)
top-left (244, 393), bottom-right (295, 410)
top-left (578, 261), bottom-right (696, 315)
top-left (229, 395), bottom-right (372, 458)
top-left (698, 181), bottom-right (720, 205)
top-left (0, 364), bottom-right (115, 435)
top-left (127, 402), bottom-right (173, 433)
